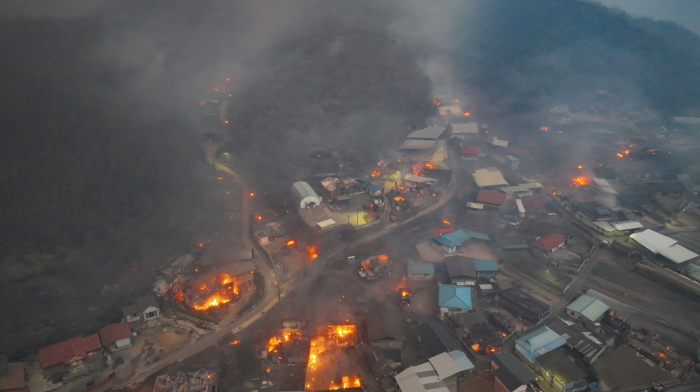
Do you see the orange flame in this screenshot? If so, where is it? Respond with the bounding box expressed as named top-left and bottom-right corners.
top-left (443, 220), bottom-right (450, 225)
top-left (230, 340), bottom-right (239, 345)
top-left (286, 240), bottom-right (296, 246)
top-left (573, 175), bottom-right (590, 186)
top-left (193, 290), bottom-right (232, 311)
top-left (307, 245), bottom-right (318, 260)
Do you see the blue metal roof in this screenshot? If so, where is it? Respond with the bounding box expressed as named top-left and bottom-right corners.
top-left (438, 284), bottom-right (472, 310)
top-left (407, 262), bottom-right (435, 275)
top-left (448, 350), bottom-right (475, 371)
top-left (514, 326), bottom-right (566, 362)
top-left (472, 259), bottom-right (498, 272)
top-left (566, 295), bottom-right (609, 322)
top-left (432, 228), bottom-right (490, 249)
top-left (364, 183), bottom-right (382, 193)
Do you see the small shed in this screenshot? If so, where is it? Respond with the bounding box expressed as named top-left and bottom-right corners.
top-left (135, 294), bottom-right (161, 320)
top-left (291, 181), bottom-right (322, 209)
top-left (531, 234), bottom-right (567, 253)
top-left (506, 155), bottom-right (520, 170)
top-left (98, 323), bottom-right (132, 348)
top-left (407, 262), bottom-right (435, 280)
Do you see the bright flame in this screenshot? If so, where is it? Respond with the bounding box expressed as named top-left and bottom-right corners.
top-left (193, 290), bottom-right (232, 311)
top-left (249, 192), bottom-right (255, 197)
top-left (378, 255), bottom-right (388, 261)
top-left (541, 126), bottom-right (548, 131)
top-left (286, 240), bottom-right (296, 246)
top-left (572, 175), bottom-right (590, 186)
top-left (230, 340), bottom-right (239, 345)
top-left (577, 165), bottom-right (582, 169)
top-left (443, 220), bottom-right (450, 225)
top-left (307, 245), bottom-right (318, 260)
top-left (256, 215), bottom-right (263, 221)
top-left (463, 112), bottom-right (470, 116)
top-left (471, 344), bottom-right (480, 351)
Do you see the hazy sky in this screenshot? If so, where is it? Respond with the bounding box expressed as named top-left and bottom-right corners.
top-left (1, 0), bottom-right (699, 38)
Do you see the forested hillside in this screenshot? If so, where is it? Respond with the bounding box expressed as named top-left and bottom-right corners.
top-left (451, 0), bottom-right (700, 116)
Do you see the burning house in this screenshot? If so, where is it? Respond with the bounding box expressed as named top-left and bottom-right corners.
top-left (183, 262), bottom-right (257, 312)
top-left (305, 325), bottom-right (363, 391)
top-left (152, 369), bottom-right (218, 392)
top-left (358, 255), bottom-right (391, 279)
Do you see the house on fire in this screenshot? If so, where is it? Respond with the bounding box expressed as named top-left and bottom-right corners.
top-left (438, 284), bottom-right (475, 318)
top-left (122, 293), bottom-right (161, 322)
top-left (38, 334), bottom-right (104, 384)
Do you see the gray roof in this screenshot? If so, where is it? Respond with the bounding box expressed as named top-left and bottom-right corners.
top-left (407, 262), bottom-right (435, 275)
top-left (135, 294), bottom-right (160, 312)
top-left (428, 351), bottom-right (474, 380)
top-left (367, 307), bottom-right (405, 342)
top-left (445, 256), bottom-right (477, 279)
top-left (566, 295), bottom-right (609, 322)
top-left (417, 322), bottom-right (459, 359)
top-left (122, 304), bottom-right (139, 317)
top-left (491, 352), bottom-right (536, 385)
top-left (406, 126), bottom-right (446, 140)
top-left (536, 350), bottom-right (588, 384)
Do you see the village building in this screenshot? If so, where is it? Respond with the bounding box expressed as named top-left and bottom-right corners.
top-left (514, 326), bottom-right (567, 363)
top-left (445, 256), bottom-right (478, 286)
top-left (472, 168), bottom-right (509, 189)
top-left (291, 181), bottom-right (322, 209)
top-left (395, 362), bottom-right (448, 392)
top-left (428, 351), bottom-right (475, 387)
top-left (122, 294), bottom-right (162, 322)
top-left (499, 184), bottom-right (543, 200)
top-left (566, 295), bottom-right (610, 332)
top-left (524, 195), bottom-right (550, 210)
top-left (460, 146), bottom-right (480, 160)
top-left (407, 262), bottom-right (435, 280)
top-left (494, 237), bottom-right (530, 251)
top-left (547, 315), bottom-right (609, 363)
top-left (534, 350), bottom-right (589, 392)
top-left (451, 122), bottom-right (479, 139)
top-left (416, 322), bottom-right (459, 359)
top-left (432, 228), bottom-right (490, 254)
top-left (0, 357), bottom-right (28, 392)
top-left (489, 352), bottom-right (537, 392)
top-left (438, 284), bottom-right (475, 318)
top-left (98, 323), bottom-right (133, 349)
top-left (472, 259), bottom-right (499, 279)
top-left (367, 306), bottom-right (405, 350)
top-left (37, 334), bottom-right (104, 384)
top-left (487, 137), bottom-right (509, 148)
top-left (630, 229), bottom-right (699, 265)
top-left (646, 182), bottom-right (685, 198)
top-left (476, 190), bottom-right (506, 211)
top-left (496, 288), bottom-right (551, 324)
top-left (530, 233), bottom-right (567, 253)
top-left (505, 155), bottom-right (520, 170)
top-left (399, 126), bottom-right (446, 153)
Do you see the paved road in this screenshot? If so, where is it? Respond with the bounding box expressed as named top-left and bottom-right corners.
top-left (104, 164), bottom-right (454, 391)
top-left (546, 244), bottom-right (604, 318)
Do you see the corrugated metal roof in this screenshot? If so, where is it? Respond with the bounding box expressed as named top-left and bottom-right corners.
top-left (451, 123), bottom-right (479, 134)
top-left (438, 285), bottom-right (472, 310)
top-left (514, 326), bottom-right (566, 362)
top-left (472, 259), bottom-right (498, 272)
top-left (395, 362), bottom-right (449, 392)
top-left (407, 126), bottom-right (447, 140)
top-left (429, 351), bottom-right (474, 380)
top-left (612, 221), bottom-right (644, 231)
top-left (477, 190), bottom-right (506, 206)
top-left (399, 139), bottom-right (437, 150)
top-left (473, 169), bottom-right (508, 187)
top-left (630, 229), bottom-right (678, 253)
top-left (566, 295), bottom-right (610, 322)
top-left (408, 262), bottom-right (435, 275)
top-left (658, 244), bottom-right (699, 264)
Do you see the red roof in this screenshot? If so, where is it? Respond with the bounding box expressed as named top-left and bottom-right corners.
top-left (98, 323), bottom-right (132, 347)
top-left (460, 146), bottom-right (481, 155)
top-left (38, 334), bottom-right (101, 369)
top-left (524, 195), bottom-right (549, 209)
top-left (476, 190), bottom-right (506, 206)
top-left (435, 227), bottom-right (456, 236)
top-left (531, 233), bottom-right (567, 251)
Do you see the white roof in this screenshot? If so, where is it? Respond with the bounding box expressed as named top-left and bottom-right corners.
top-left (597, 186), bottom-right (618, 195)
top-left (592, 178), bottom-right (611, 187)
top-left (400, 139), bottom-right (437, 150)
top-left (407, 126), bottom-right (446, 140)
top-left (520, 183), bottom-right (543, 189)
top-left (429, 351), bottom-right (474, 380)
top-left (438, 105), bottom-right (462, 117)
top-left (317, 219), bottom-right (336, 228)
top-left (466, 202), bottom-right (484, 209)
top-left (630, 229), bottom-right (678, 253)
top-left (658, 244), bottom-right (699, 264)
top-left (516, 199), bottom-right (525, 213)
top-left (594, 221), bottom-right (615, 231)
top-left (473, 169), bottom-right (508, 187)
top-left (567, 294), bottom-right (610, 322)
top-left (395, 362), bottom-right (448, 392)
top-left (499, 185), bottom-right (530, 193)
top-left (488, 137), bottom-right (508, 147)
top-left (451, 123), bottom-right (479, 134)
top-left (612, 221), bottom-right (644, 231)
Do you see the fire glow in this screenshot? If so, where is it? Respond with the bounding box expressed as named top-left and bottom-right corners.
top-left (286, 239), bottom-right (296, 246)
top-left (190, 271), bottom-right (240, 311)
top-left (307, 245), bottom-right (318, 260)
top-left (572, 175), bottom-right (590, 186)
top-left (617, 150), bottom-right (630, 158)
